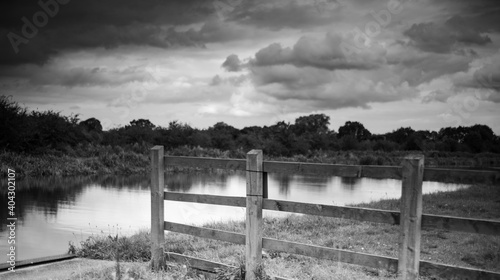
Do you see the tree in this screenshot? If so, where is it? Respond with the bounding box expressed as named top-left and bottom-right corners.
top-left (293, 114), bottom-right (330, 135)
top-left (123, 119), bottom-right (156, 144)
top-left (208, 122), bottom-right (238, 150)
top-left (338, 121), bottom-right (371, 141)
top-left (292, 114), bottom-right (332, 151)
top-left (129, 119), bottom-right (155, 129)
top-left (79, 117), bottom-right (103, 143)
top-left (27, 111), bottom-right (82, 151)
top-left (464, 131), bottom-right (483, 153)
top-left (387, 127), bottom-right (415, 144)
top-left (165, 120), bottom-right (194, 148)
top-left (0, 95), bottom-right (29, 151)
top-left (80, 118), bottom-right (102, 132)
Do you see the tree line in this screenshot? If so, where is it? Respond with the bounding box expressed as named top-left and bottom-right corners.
top-left (1, 95), bottom-right (499, 156)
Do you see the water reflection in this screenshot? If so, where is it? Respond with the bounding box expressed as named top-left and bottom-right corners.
top-left (270, 173), bottom-right (291, 196)
top-left (340, 177), bottom-right (362, 191)
top-left (167, 172), bottom-right (232, 192)
top-left (0, 172), bottom-right (468, 262)
top-left (0, 175), bottom-right (149, 232)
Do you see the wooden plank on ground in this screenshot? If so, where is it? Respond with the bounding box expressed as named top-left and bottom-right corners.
top-left (0, 254), bottom-right (76, 271)
top-left (164, 156), bottom-right (246, 171)
top-left (164, 192), bottom-right (246, 207)
top-left (164, 221), bottom-right (245, 245)
top-left (263, 199), bottom-right (400, 225)
top-left (262, 238), bottom-right (399, 273)
top-left (165, 252), bottom-right (290, 280)
top-left (420, 260), bottom-right (500, 280)
top-left (422, 214), bottom-right (500, 236)
top-left (166, 252), bottom-right (235, 272)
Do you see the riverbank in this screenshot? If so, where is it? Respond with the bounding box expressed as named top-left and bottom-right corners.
top-left (2, 145), bottom-right (500, 178)
top-left (64, 183), bottom-right (499, 280)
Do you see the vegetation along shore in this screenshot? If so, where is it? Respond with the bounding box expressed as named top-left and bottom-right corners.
top-left (2, 95), bottom-right (500, 178)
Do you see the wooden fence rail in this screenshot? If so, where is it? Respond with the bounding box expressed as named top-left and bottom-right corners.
top-left (164, 155), bottom-right (500, 183)
top-left (151, 146), bottom-right (500, 280)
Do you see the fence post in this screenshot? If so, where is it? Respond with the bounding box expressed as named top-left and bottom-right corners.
top-left (246, 150), bottom-right (263, 280)
top-left (151, 146), bottom-right (165, 271)
top-left (398, 155), bottom-right (424, 280)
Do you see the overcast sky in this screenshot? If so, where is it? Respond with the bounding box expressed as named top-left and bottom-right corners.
top-left (1, 0), bottom-right (499, 133)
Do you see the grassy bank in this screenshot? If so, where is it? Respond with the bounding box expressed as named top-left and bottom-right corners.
top-left (0, 147), bottom-right (149, 178)
top-left (2, 144), bottom-right (500, 178)
top-left (71, 183), bottom-right (500, 279)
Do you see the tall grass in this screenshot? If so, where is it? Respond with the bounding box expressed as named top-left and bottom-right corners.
top-left (0, 144), bottom-right (149, 178)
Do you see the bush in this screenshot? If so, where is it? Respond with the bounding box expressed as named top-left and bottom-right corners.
top-left (340, 135), bottom-right (359, 151)
top-left (373, 140), bottom-right (399, 152)
top-left (74, 231), bottom-right (151, 262)
top-left (359, 155), bottom-right (377, 165)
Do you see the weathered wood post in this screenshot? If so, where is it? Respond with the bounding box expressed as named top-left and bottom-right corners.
top-left (151, 145), bottom-right (165, 271)
top-left (398, 155), bottom-right (424, 280)
top-left (246, 150), bottom-right (263, 280)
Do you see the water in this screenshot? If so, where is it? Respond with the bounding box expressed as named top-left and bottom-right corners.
top-left (0, 172), bottom-right (468, 262)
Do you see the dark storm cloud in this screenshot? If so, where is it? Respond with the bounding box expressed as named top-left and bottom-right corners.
top-left (34, 66), bottom-right (154, 87)
top-left (404, 0), bottom-right (500, 54)
top-left (224, 30), bottom-right (408, 110)
top-left (229, 0), bottom-right (343, 30)
top-left (0, 0), bottom-right (216, 65)
top-left (421, 90), bottom-right (452, 103)
top-left (249, 32), bottom-right (386, 71)
top-left (435, 0), bottom-right (500, 33)
top-left (387, 49), bottom-right (473, 86)
top-left (0, 64), bottom-right (153, 87)
top-left (404, 18), bottom-right (492, 54)
top-left (210, 74), bottom-right (247, 86)
top-left (173, 19), bottom-right (258, 44)
top-left (454, 55), bottom-right (500, 102)
top-left (221, 54), bottom-right (243, 72)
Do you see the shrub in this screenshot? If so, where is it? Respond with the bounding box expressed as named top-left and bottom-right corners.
top-left (74, 231), bottom-right (151, 262)
top-left (359, 155), bottom-right (377, 165)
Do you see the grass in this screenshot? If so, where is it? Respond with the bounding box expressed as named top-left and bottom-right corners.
top-left (0, 147), bottom-right (149, 178)
top-left (67, 183), bottom-right (500, 279)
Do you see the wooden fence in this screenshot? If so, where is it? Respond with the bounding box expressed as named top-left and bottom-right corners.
top-left (150, 146), bottom-right (500, 280)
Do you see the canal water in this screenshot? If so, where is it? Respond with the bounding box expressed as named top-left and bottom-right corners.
top-left (0, 172), bottom-right (468, 262)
